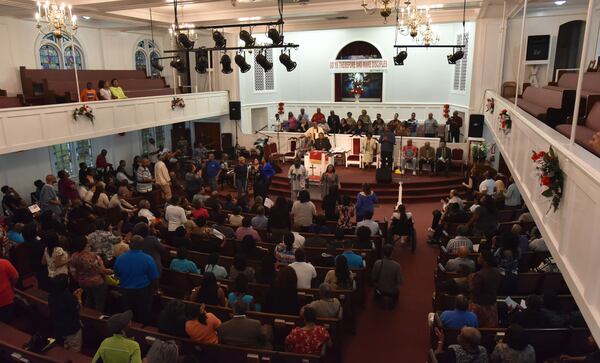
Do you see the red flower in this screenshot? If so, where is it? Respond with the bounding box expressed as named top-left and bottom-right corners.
top-left (541, 176), bottom-right (552, 186)
top-left (538, 151), bottom-right (546, 158)
top-left (531, 151), bottom-right (540, 161)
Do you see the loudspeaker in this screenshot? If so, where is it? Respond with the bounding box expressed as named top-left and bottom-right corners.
top-left (468, 114), bottom-right (484, 138)
top-left (376, 168), bottom-right (392, 184)
top-left (229, 101), bottom-right (241, 120)
top-left (221, 133), bottom-right (233, 149)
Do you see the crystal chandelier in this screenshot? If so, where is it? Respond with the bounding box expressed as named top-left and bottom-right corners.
top-left (361, 0), bottom-right (394, 24)
top-left (398, 1), bottom-right (430, 38)
top-left (35, 1), bottom-right (78, 38)
top-left (417, 23), bottom-right (439, 46)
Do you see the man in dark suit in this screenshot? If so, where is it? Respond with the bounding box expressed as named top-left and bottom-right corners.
top-left (313, 133), bottom-right (332, 151)
top-left (327, 110), bottom-right (341, 134)
top-left (218, 300), bottom-right (270, 348)
top-left (435, 140), bottom-right (453, 176)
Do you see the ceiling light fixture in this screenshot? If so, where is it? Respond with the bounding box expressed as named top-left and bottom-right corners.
top-left (177, 33), bottom-right (195, 49)
top-left (256, 50), bottom-right (273, 72)
top-left (35, 0), bottom-right (78, 38)
top-left (393, 49), bottom-right (408, 65)
top-left (170, 56), bottom-right (186, 73)
top-left (267, 27), bottom-right (284, 45)
top-left (447, 48), bottom-right (464, 64)
top-left (220, 53), bottom-right (234, 74)
top-left (235, 52), bottom-right (251, 73)
top-left (238, 16), bottom-right (262, 21)
top-left (279, 50), bottom-right (296, 72)
top-left (554, 0), bottom-right (566, 4)
top-left (398, 1), bottom-right (431, 38)
top-left (213, 30), bottom-right (227, 48)
top-left (239, 29), bottom-right (256, 47)
top-left (195, 50), bottom-right (209, 74)
top-left (151, 59), bottom-right (164, 72)
top-left (82, 15), bottom-right (91, 20)
top-left (361, 0), bottom-right (394, 23)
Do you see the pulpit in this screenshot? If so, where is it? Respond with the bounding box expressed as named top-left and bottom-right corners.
top-left (304, 150), bottom-right (333, 182)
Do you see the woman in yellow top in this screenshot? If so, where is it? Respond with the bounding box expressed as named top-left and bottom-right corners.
top-left (109, 79), bottom-right (128, 99)
top-left (363, 132), bottom-right (378, 170)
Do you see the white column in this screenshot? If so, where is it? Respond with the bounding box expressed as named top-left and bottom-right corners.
top-left (514, 0), bottom-right (528, 106)
top-left (397, 181), bottom-right (403, 207)
top-left (172, 68), bottom-right (177, 95)
top-left (569, 0), bottom-right (595, 145)
top-left (496, 0), bottom-right (508, 93)
top-left (70, 37), bottom-right (81, 103)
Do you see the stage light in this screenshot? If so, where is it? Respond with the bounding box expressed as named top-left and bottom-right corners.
top-left (279, 51), bottom-right (296, 72)
top-left (177, 32), bottom-right (195, 49)
top-left (170, 57), bottom-right (186, 73)
top-left (447, 49), bottom-right (464, 64)
top-left (195, 50), bottom-right (209, 74)
top-left (393, 50), bottom-right (408, 66)
top-left (220, 54), bottom-right (234, 74)
top-left (267, 27), bottom-right (283, 45)
top-left (239, 29), bottom-right (255, 47)
top-left (256, 51), bottom-right (273, 72)
top-left (235, 52), bottom-right (251, 73)
top-left (151, 59), bottom-right (163, 72)
top-left (213, 30), bottom-right (227, 48)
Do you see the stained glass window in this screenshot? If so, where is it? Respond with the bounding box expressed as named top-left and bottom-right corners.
top-left (141, 128), bottom-right (153, 155)
top-left (155, 126), bottom-right (166, 148)
top-left (39, 33), bottom-right (85, 70)
top-left (75, 140), bottom-right (93, 168)
top-left (135, 50), bottom-right (147, 73)
top-left (40, 44), bottom-right (61, 70)
top-left (65, 46), bottom-right (83, 70)
top-left (50, 140), bottom-right (93, 175)
top-left (52, 143), bottom-right (73, 174)
top-left (150, 51), bottom-right (161, 77)
top-left (135, 40), bottom-right (161, 77)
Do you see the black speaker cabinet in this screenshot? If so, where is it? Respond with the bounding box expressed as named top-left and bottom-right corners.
top-left (229, 101), bottom-right (241, 120)
top-left (468, 114), bottom-right (484, 138)
top-left (221, 133), bottom-right (233, 149)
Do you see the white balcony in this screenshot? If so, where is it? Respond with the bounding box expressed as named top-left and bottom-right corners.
top-left (484, 90), bottom-right (600, 341)
top-left (0, 91), bottom-right (230, 155)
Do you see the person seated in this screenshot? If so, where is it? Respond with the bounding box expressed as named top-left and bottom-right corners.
top-left (313, 132), bottom-right (332, 151)
top-left (275, 232), bottom-right (297, 265)
top-left (169, 247), bottom-right (200, 274)
top-left (7, 223), bottom-right (24, 244)
top-left (308, 214), bottom-right (331, 235)
top-left (540, 292), bottom-right (567, 328)
top-left (508, 295), bottom-right (546, 328)
top-left (445, 246), bottom-right (476, 273)
top-left (251, 206), bottom-right (268, 229)
top-left (157, 299), bottom-right (188, 337)
top-left (446, 225), bottom-right (473, 254)
top-left (80, 81), bottom-right (98, 101)
top-left (354, 226), bottom-right (374, 250)
top-left (352, 119), bottom-right (368, 136)
top-left (560, 335), bottom-right (600, 362)
top-left (356, 210), bottom-right (381, 236)
top-left (218, 300), bottom-right (270, 349)
top-left (285, 307), bottom-right (332, 355)
top-left (289, 249), bottom-right (317, 290)
top-left (98, 80), bottom-right (111, 100)
top-left (440, 294), bottom-right (479, 329)
top-left (235, 217), bottom-right (261, 242)
top-left (433, 326), bottom-right (488, 363)
top-left (442, 189), bottom-right (464, 212)
top-left (137, 199), bottom-right (155, 223)
top-left (92, 310), bottom-right (141, 362)
top-left (325, 255), bottom-right (355, 290)
top-left (336, 240), bottom-right (365, 269)
top-left (228, 206), bottom-right (244, 227)
top-left (185, 303), bottom-right (222, 344)
top-left (511, 224), bottom-right (530, 253)
top-left (144, 339), bottom-right (178, 363)
top-left (436, 140), bottom-right (453, 176)
top-left (116, 161), bottom-right (134, 185)
top-left (401, 140), bottom-right (418, 175)
top-left (240, 235), bottom-right (267, 261)
top-left (191, 200), bottom-right (209, 220)
top-left (339, 118), bottom-right (351, 134)
top-left (229, 254), bottom-right (256, 282)
top-left (490, 324), bottom-right (536, 363)
top-left (227, 274), bottom-right (256, 311)
top-left (419, 141), bottom-right (435, 175)
top-left (317, 242), bottom-right (337, 268)
top-left (109, 78), bottom-right (127, 99)
top-left (528, 227), bottom-right (548, 252)
top-left (212, 214), bottom-right (235, 240)
top-left (311, 107), bottom-right (326, 124)
top-left (302, 283), bottom-right (343, 319)
top-left (203, 253), bottom-right (228, 280)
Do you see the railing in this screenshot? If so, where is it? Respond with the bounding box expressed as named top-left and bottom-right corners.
top-left (484, 90), bottom-right (600, 341)
top-left (0, 91), bottom-right (230, 155)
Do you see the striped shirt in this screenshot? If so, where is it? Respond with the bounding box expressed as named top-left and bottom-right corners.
top-left (136, 166), bottom-right (153, 193)
top-left (446, 236), bottom-right (473, 254)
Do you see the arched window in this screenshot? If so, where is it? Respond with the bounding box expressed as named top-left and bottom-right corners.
top-left (134, 39), bottom-right (162, 77)
top-left (334, 41), bottom-right (383, 102)
top-left (38, 33), bottom-right (85, 70)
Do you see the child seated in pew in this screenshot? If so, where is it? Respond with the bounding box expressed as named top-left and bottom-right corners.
top-left (227, 274), bottom-right (257, 311)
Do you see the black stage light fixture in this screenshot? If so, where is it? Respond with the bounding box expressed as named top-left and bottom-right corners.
top-left (267, 27), bottom-right (283, 45)
top-left (177, 32), bottom-right (195, 49)
top-left (239, 29), bottom-right (255, 47)
top-left (235, 52), bottom-right (251, 73)
top-left (447, 49), bottom-right (464, 64)
top-left (170, 57), bottom-right (186, 73)
top-left (256, 51), bottom-right (273, 72)
top-left (220, 54), bottom-right (234, 74)
top-left (279, 51), bottom-right (296, 72)
top-left (213, 30), bottom-right (227, 48)
top-left (195, 50), bottom-right (209, 74)
top-left (151, 59), bottom-right (163, 72)
top-left (393, 50), bottom-right (408, 66)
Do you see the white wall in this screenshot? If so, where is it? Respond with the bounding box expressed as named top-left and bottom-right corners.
top-left (238, 23), bottom-right (475, 106)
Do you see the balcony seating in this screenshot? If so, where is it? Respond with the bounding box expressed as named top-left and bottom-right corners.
top-left (19, 67), bottom-right (173, 104)
top-left (509, 85), bottom-right (568, 127)
top-left (0, 96), bottom-right (24, 109)
top-left (556, 101), bottom-right (600, 156)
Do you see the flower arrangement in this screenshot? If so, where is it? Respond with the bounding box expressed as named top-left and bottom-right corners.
top-left (171, 97), bottom-right (186, 110)
top-left (72, 105), bottom-right (94, 124)
top-left (486, 98), bottom-right (495, 113)
top-left (532, 146), bottom-right (563, 213)
top-left (498, 109), bottom-right (511, 135)
top-left (471, 142), bottom-right (488, 162)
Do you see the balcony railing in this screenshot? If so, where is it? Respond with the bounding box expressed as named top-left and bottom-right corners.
top-left (0, 91), bottom-right (229, 155)
top-left (484, 90), bottom-right (600, 341)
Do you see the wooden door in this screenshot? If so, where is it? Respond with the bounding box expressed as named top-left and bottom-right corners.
top-left (194, 122), bottom-right (221, 151)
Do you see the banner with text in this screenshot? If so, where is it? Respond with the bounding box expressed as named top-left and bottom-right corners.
top-left (329, 59), bottom-right (389, 73)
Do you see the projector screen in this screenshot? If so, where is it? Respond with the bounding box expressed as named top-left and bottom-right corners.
top-left (341, 72), bottom-right (383, 102)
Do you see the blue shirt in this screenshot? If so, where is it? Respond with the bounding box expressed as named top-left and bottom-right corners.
top-left (114, 250), bottom-right (159, 289)
top-left (337, 251), bottom-right (364, 269)
top-left (440, 309), bottom-right (479, 329)
top-left (206, 160), bottom-right (221, 177)
top-left (169, 258), bottom-right (200, 274)
top-left (227, 292), bottom-right (254, 309)
top-left (355, 192), bottom-right (377, 219)
top-left (7, 231), bottom-right (24, 244)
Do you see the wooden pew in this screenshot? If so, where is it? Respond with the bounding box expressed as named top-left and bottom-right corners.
top-left (437, 248), bottom-right (551, 272)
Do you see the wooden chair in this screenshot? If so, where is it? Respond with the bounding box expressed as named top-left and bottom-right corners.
top-left (345, 137), bottom-right (362, 168)
top-left (283, 138), bottom-right (298, 162)
top-left (450, 148), bottom-right (464, 172)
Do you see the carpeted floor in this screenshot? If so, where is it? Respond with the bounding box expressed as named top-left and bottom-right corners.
top-left (342, 201), bottom-right (439, 363)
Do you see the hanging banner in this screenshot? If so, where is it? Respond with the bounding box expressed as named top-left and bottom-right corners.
top-left (329, 59), bottom-right (389, 73)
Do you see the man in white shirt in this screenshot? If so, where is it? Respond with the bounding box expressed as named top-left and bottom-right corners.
top-left (442, 189), bottom-right (464, 212)
top-left (356, 211), bottom-right (380, 236)
top-left (503, 176), bottom-right (522, 207)
top-left (289, 249), bottom-right (316, 289)
top-left (478, 172), bottom-right (496, 196)
top-left (304, 121), bottom-right (324, 142)
top-left (154, 153), bottom-right (172, 200)
top-left (147, 138), bottom-right (160, 164)
top-left (165, 196), bottom-right (187, 232)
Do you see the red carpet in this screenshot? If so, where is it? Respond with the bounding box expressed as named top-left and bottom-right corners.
top-left (343, 202), bottom-right (439, 363)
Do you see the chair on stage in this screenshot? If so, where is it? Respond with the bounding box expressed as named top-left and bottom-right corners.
top-left (283, 138), bottom-right (298, 162)
top-left (451, 148), bottom-right (464, 172)
top-left (360, 144), bottom-right (380, 169)
top-left (345, 137), bottom-right (362, 168)
top-left (269, 143), bottom-right (285, 164)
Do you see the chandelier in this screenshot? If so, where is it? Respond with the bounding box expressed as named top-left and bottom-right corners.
top-left (417, 23), bottom-right (439, 46)
top-left (398, 1), bottom-right (430, 38)
top-left (361, 0), bottom-right (394, 24)
top-left (35, 1), bottom-right (78, 38)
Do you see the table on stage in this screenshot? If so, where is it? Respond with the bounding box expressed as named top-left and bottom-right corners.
top-left (304, 150), bottom-right (333, 182)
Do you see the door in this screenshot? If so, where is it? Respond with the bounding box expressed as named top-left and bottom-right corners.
top-left (194, 122), bottom-right (221, 151)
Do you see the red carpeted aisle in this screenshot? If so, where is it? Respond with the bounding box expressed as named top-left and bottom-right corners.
top-left (342, 202), bottom-right (439, 363)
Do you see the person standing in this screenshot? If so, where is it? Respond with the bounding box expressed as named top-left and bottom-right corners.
top-left (69, 236), bottom-right (111, 312)
top-left (0, 258), bottom-right (18, 322)
top-left (447, 111), bottom-right (463, 143)
top-left (371, 244), bottom-right (403, 309)
top-left (424, 113), bottom-right (439, 138)
top-left (147, 138), bottom-right (160, 165)
top-left (320, 164), bottom-right (340, 199)
top-left (154, 153), bottom-right (172, 201)
top-left (406, 112), bottom-right (418, 136)
top-left (40, 174), bottom-right (63, 216)
top-left (48, 275), bottom-right (83, 352)
top-left (288, 158), bottom-right (307, 201)
top-left (363, 132), bottom-right (378, 170)
top-left (379, 125), bottom-right (396, 170)
top-left (92, 310), bottom-right (141, 363)
top-left (136, 158), bottom-right (154, 196)
top-left (355, 183), bottom-right (377, 221)
top-left (204, 153), bottom-right (221, 192)
top-left (469, 250), bottom-right (502, 328)
top-left (113, 236), bottom-right (159, 324)
top-left (234, 156), bottom-right (249, 199)
top-left (327, 110), bottom-right (340, 134)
